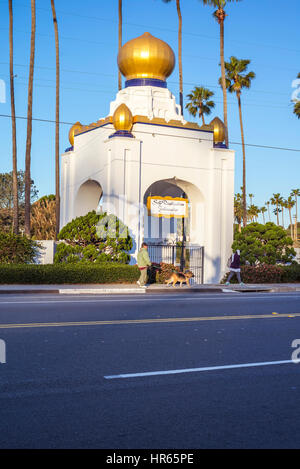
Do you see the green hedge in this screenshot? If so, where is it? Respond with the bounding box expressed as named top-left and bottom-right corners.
top-left (0, 263), bottom-right (140, 284)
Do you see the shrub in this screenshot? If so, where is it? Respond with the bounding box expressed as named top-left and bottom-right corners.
top-left (233, 222), bottom-right (295, 265)
top-left (55, 211), bottom-right (133, 264)
top-left (154, 262), bottom-right (180, 284)
top-left (221, 264), bottom-right (300, 284)
top-left (31, 195), bottom-right (56, 240)
top-left (0, 232), bottom-right (40, 264)
top-left (281, 264), bottom-right (300, 283)
top-left (0, 263), bottom-right (140, 284)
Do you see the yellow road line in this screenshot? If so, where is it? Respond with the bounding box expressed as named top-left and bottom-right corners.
top-left (0, 313), bottom-right (299, 329)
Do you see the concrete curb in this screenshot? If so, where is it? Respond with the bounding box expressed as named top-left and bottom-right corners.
top-left (0, 284), bottom-right (299, 295)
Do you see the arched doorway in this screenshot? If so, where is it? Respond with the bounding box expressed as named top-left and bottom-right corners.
top-left (74, 180), bottom-right (103, 218)
top-left (143, 177), bottom-right (204, 244)
top-left (143, 178), bottom-right (205, 283)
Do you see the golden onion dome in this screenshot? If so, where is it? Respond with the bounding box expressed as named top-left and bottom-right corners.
top-left (112, 104), bottom-right (133, 132)
top-left (69, 121), bottom-right (82, 146)
top-left (117, 32), bottom-right (175, 82)
top-left (210, 117), bottom-right (226, 145)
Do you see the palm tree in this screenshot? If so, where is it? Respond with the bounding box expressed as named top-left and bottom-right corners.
top-left (270, 193), bottom-right (283, 226)
top-left (118, 0), bottom-right (122, 91)
top-left (280, 199), bottom-right (286, 228)
top-left (260, 206), bottom-right (267, 224)
top-left (285, 196), bottom-right (295, 240)
top-left (24, 0), bottom-right (36, 237)
top-left (294, 101), bottom-right (300, 119)
top-left (163, 0), bottom-right (183, 114)
top-left (50, 0), bottom-right (60, 239)
top-left (248, 193), bottom-right (254, 205)
top-left (8, 0), bottom-right (18, 234)
top-left (199, 0), bottom-right (242, 147)
top-left (247, 204), bottom-right (259, 223)
top-left (293, 73), bottom-right (300, 119)
top-left (224, 56), bottom-right (255, 227)
top-left (185, 86), bottom-right (215, 125)
top-left (291, 189), bottom-right (300, 242)
top-left (234, 192), bottom-right (243, 232)
top-left (265, 201), bottom-right (271, 222)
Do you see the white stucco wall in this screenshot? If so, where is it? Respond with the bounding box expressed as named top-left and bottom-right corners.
top-left (60, 85), bottom-right (235, 283)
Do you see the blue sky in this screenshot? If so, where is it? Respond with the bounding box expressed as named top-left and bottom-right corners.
top-left (0, 0), bottom-right (299, 226)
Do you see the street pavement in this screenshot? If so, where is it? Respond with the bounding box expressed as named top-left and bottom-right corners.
top-left (0, 290), bottom-right (300, 449)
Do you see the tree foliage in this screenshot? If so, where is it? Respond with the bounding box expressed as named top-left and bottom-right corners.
top-left (31, 195), bottom-right (56, 240)
top-left (55, 211), bottom-right (133, 264)
top-left (0, 231), bottom-right (39, 264)
top-left (0, 170), bottom-right (38, 209)
top-left (232, 222), bottom-right (296, 266)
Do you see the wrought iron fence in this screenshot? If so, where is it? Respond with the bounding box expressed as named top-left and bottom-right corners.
top-left (147, 243), bottom-right (204, 284)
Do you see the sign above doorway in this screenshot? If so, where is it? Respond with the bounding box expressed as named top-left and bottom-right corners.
top-left (147, 196), bottom-right (188, 218)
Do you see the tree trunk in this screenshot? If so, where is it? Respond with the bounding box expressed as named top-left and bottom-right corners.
top-left (118, 0), bottom-right (122, 91)
top-left (219, 13), bottom-right (229, 147)
top-left (176, 0), bottom-right (183, 115)
top-left (237, 93), bottom-right (247, 227)
top-left (295, 196), bottom-right (298, 242)
top-left (51, 0), bottom-right (60, 239)
top-left (24, 0), bottom-right (36, 237)
top-left (289, 208), bottom-right (293, 240)
top-left (199, 103), bottom-right (205, 125)
top-left (9, 0), bottom-right (19, 234)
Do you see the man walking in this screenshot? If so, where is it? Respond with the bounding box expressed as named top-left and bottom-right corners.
top-left (137, 242), bottom-right (152, 286)
top-left (225, 249), bottom-right (245, 286)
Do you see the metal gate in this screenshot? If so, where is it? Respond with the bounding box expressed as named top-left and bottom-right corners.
top-left (147, 244), bottom-right (204, 284)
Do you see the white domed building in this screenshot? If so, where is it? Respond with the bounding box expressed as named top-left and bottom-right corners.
top-left (60, 32), bottom-right (235, 284)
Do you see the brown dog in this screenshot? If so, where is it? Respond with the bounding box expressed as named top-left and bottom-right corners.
top-left (165, 270), bottom-right (194, 287)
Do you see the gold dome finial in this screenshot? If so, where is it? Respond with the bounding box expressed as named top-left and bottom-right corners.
top-left (117, 32), bottom-right (175, 84)
top-left (113, 104), bottom-right (133, 132)
top-left (109, 104), bottom-right (135, 139)
top-left (69, 122), bottom-right (82, 146)
top-left (210, 117), bottom-right (226, 146)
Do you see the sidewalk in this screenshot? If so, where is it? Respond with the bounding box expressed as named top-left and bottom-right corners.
top-left (0, 283), bottom-right (299, 295)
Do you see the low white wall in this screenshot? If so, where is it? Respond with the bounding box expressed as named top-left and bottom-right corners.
top-left (34, 240), bottom-right (56, 265)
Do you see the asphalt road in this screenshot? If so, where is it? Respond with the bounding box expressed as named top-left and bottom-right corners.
top-left (0, 291), bottom-right (300, 449)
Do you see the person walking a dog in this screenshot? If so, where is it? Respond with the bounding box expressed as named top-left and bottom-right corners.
top-left (137, 242), bottom-right (152, 286)
top-left (225, 249), bottom-right (245, 285)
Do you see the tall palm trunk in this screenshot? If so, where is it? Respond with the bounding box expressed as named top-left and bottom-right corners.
top-left (288, 207), bottom-right (293, 240)
top-left (118, 0), bottom-right (122, 91)
top-left (295, 197), bottom-right (298, 242)
top-left (176, 0), bottom-right (183, 115)
top-left (218, 9), bottom-right (229, 147)
top-left (237, 92), bottom-right (246, 226)
top-left (24, 0), bottom-right (36, 237)
top-left (9, 0), bottom-right (18, 234)
top-left (51, 0), bottom-right (60, 238)
top-left (276, 202), bottom-right (279, 225)
top-left (199, 102), bottom-right (205, 125)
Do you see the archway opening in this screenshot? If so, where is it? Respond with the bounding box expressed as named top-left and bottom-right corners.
top-left (75, 180), bottom-right (103, 218)
top-left (143, 178), bottom-right (204, 244)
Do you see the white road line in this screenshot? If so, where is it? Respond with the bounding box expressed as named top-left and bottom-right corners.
top-left (104, 359), bottom-right (296, 379)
